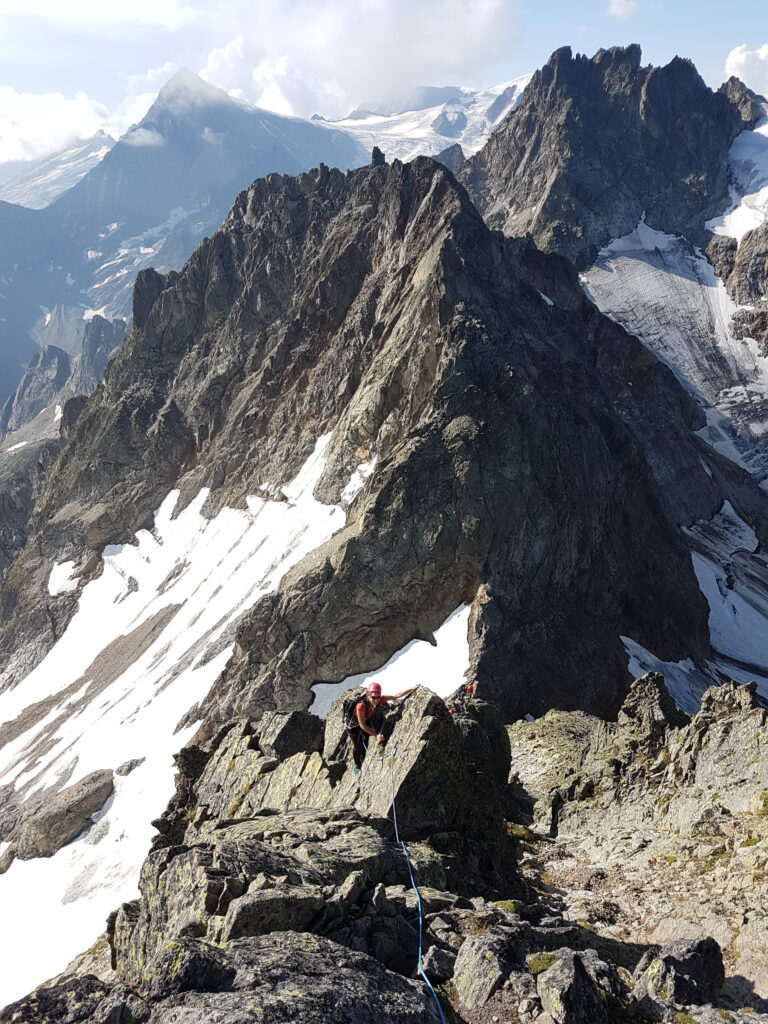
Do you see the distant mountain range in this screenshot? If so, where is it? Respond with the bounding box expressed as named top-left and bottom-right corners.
top-left (328, 76), bottom-right (530, 161)
top-left (0, 69), bottom-right (529, 410)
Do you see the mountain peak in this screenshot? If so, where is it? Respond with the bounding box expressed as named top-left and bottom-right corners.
top-left (465, 44), bottom-right (748, 265)
top-left (152, 68), bottom-right (236, 114)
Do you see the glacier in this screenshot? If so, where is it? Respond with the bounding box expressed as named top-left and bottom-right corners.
top-left (310, 603), bottom-right (472, 717)
top-left (582, 219), bottom-right (768, 484)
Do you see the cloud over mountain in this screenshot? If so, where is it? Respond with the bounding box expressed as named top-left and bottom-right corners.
top-left (725, 43), bottom-right (768, 97)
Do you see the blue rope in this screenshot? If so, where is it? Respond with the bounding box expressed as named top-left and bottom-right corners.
top-left (360, 737), bottom-right (448, 1024)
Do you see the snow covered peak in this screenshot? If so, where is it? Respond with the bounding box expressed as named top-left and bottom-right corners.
top-left (326, 73), bottom-right (531, 162)
top-left (347, 85), bottom-right (468, 119)
top-left (151, 68), bottom-right (237, 115)
top-left (0, 132), bottom-right (115, 209)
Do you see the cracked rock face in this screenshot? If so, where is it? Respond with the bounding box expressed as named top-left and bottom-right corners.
top-left (7, 686), bottom-right (763, 1024)
top-left (462, 44), bottom-right (755, 267)
top-left (511, 675), bottom-right (768, 1008)
top-left (1, 155), bottom-right (734, 726)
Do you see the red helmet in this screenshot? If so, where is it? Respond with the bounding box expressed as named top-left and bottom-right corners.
top-left (366, 681), bottom-right (382, 696)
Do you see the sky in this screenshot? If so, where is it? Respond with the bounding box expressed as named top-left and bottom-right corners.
top-left (0, 0), bottom-right (766, 162)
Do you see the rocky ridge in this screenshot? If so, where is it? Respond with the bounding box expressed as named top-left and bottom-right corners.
top-left (4, 682), bottom-right (767, 1023)
top-left (2, 154), bottom-right (748, 726)
top-left (460, 45), bottom-right (758, 267)
top-left (510, 674), bottom-right (768, 1012)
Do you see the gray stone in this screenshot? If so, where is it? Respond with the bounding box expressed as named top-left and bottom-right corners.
top-left (217, 886), bottom-right (324, 940)
top-left (257, 710), bottom-right (323, 760)
top-left (632, 936), bottom-right (725, 1013)
top-left (145, 932), bottom-right (444, 1023)
top-left (422, 944), bottom-right (456, 982)
top-left (536, 950), bottom-right (616, 1024)
top-left (452, 928), bottom-right (525, 1009)
top-left (14, 769), bottom-right (114, 860)
top-left (116, 757), bottom-right (145, 777)
top-left (0, 974), bottom-right (113, 1024)
top-left (145, 937), bottom-right (236, 1000)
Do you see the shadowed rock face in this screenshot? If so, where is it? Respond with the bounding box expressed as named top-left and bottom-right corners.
top-left (0, 153), bottom-right (740, 721)
top-left (462, 45), bottom-right (756, 267)
top-left (0, 346), bottom-right (71, 436)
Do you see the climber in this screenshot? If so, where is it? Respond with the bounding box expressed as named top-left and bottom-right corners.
top-left (345, 680), bottom-right (419, 773)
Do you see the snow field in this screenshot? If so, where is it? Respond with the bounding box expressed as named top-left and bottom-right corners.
top-left (706, 104), bottom-right (768, 243)
top-left (0, 433), bottom-right (371, 1007)
top-left (327, 76), bottom-right (531, 162)
top-left (310, 604), bottom-right (471, 717)
top-left (623, 502), bottom-right (768, 711)
top-left (47, 560), bottom-right (78, 596)
top-left (340, 454), bottom-right (377, 505)
top-left (582, 218), bottom-right (768, 483)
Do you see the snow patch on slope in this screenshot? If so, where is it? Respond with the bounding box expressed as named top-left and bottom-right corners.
top-left (341, 455), bottom-right (378, 505)
top-left (47, 560), bottom-right (78, 596)
top-left (310, 604), bottom-right (471, 717)
top-left (0, 433), bottom-right (348, 1007)
top-left (706, 104), bottom-right (768, 243)
top-left (622, 637), bottom-right (715, 715)
top-left (623, 501), bottom-right (768, 711)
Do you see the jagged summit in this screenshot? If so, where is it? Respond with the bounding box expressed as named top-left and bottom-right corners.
top-left (4, 154), bottom-right (739, 735)
top-left (149, 67), bottom-right (241, 116)
top-left (462, 43), bottom-right (756, 266)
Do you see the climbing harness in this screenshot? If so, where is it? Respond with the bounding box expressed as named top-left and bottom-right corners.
top-left (362, 737), bottom-right (448, 1024)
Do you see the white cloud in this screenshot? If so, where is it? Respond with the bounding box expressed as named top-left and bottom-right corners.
top-left (201, 127), bottom-right (224, 144)
top-left (0, 0), bottom-right (195, 30)
top-left (0, 61), bottom-right (176, 164)
top-left (105, 62), bottom-right (180, 136)
top-left (198, 0), bottom-right (520, 119)
top-left (725, 44), bottom-right (768, 97)
top-left (122, 126), bottom-right (165, 147)
top-left (0, 0), bottom-right (521, 162)
top-left (607, 0), bottom-right (638, 20)
top-left (0, 87), bottom-right (107, 161)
